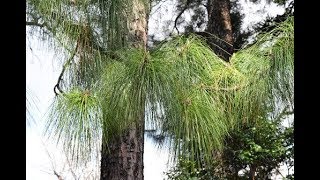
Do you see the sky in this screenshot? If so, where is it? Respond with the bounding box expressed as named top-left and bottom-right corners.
top-left (26, 0), bottom-right (291, 179)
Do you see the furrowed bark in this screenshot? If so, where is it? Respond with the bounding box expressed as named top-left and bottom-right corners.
top-left (206, 0), bottom-right (234, 62)
top-left (100, 0), bottom-right (148, 179)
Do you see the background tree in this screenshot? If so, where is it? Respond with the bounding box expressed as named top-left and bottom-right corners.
top-left (156, 0), bottom-right (294, 61)
top-left (165, 15), bottom-right (294, 180)
top-left (211, 114), bottom-right (294, 179)
top-left (166, 117), bottom-right (293, 180)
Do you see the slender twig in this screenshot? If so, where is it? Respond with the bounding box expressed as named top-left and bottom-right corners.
top-left (149, 0), bottom-right (167, 16)
top-left (26, 19), bottom-right (53, 32)
top-left (196, 31), bottom-right (234, 47)
top-left (173, 0), bottom-right (191, 34)
top-left (26, 21), bottom-right (45, 27)
top-left (204, 83), bottom-right (249, 92)
top-left (53, 170), bottom-right (64, 180)
top-left (54, 41), bottom-right (80, 96)
top-left (275, 168), bottom-right (285, 178)
top-left (40, 139), bottom-right (64, 180)
top-left (200, 3), bottom-right (207, 8)
top-left (206, 40), bottom-right (233, 57)
top-left (65, 151), bottom-right (78, 180)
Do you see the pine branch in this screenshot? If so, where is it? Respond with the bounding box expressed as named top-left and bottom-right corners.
top-left (174, 0), bottom-right (192, 34)
top-left (54, 41), bottom-right (80, 96)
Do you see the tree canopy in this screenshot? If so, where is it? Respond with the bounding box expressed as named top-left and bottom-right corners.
top-left (44, 16), bottom-right (293, 165)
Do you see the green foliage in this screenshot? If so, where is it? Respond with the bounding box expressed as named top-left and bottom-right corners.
top-left (94, 36), bottom-right (246, 164)
top-left (27, 0), bottom-right (137, 89)
top-left (215, 116), bottom-right (293, 179)
top-left (268, 16), bottom-right (294, 108)
top-left (149, 36), bottom-right (242, 162)
top-left (98, 48), bottom-right (149, 142)
top-left (45, 88), bottom-right (102, 164)
top-left (165, 16), bottom-right (293, 179)
top-left (27, 0), bottom-right (132, 49)
top-left (165, 157), bottom-right (216, 180)
top-left (166, 115), bottom-right (294, 179)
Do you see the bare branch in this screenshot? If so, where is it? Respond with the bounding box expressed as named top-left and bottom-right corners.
top-left (173, 0), bottom-right (192, 34)
top-left (53, 170), bottom-right (64, 180)
top-left (26, 21), bottom-right (45, 28)
top-left (65, 152), bottom-right (78, 180)
top-left (54, 40), bottom-right (80, 96)
top-left (26, 20), bottom-right (53, 33)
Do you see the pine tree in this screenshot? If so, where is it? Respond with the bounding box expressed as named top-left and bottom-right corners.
top-left (27, 0), bottom-right (293, 179)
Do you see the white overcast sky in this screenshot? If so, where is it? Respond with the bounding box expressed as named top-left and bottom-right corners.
top-left (26, 0), bottom-right (290, 179)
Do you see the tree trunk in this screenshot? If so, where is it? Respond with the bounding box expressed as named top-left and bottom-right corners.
top-left (206, 0), bottom-right (234, 62)
top-left (234, 168), bottom-right (239, 180)
top-left (249, 164), bottom-right (256, 180)
top-left (100, 0), bottom-right (148, 179)
top-left (100, 123), bottom-right (144, 180)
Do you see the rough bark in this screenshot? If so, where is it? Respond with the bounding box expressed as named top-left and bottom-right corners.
top-left (206, 0), bottom-right (234, 62)
top-left (100, 122), bottom-right (145, 180)
top-left (127, 0), bottom-right (148, 50)
top-left (100, 0), bottom-right (148, 179)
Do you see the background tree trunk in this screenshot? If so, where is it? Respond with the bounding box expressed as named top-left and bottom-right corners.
top-left (100, 0), bottom-right (148, 179)
top-left (206, 0), bottom-right (234, 62)
top-left (249, 164), bottom-right (256, 180)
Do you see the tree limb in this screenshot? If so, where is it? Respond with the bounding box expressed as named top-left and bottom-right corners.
top-left (54, 41), bottom-right (80, 96)
top-left (173, 0), bottom-right (192, 34)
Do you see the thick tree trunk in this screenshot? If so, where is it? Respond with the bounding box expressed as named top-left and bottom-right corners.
top-left (100, 0), bottom-right (148, 179)
top-left (100, 122), bottom-right (144, 180)
top-left (206, 0), bottom-right (234, 62)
